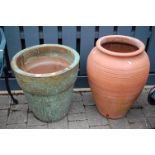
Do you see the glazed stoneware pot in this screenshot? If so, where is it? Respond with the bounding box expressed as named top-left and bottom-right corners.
top-left (11, 44), bottom-right (80, 122)
top-left (87, 35), bottom-right (150, 119)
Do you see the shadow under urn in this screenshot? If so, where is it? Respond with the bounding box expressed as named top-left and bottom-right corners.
top-left (11, 44), bottom-right (80, 122)
top-left (87, 35), bottom-right (150, 119)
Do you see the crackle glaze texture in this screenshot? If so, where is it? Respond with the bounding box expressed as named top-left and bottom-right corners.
top-left (87, 35), bottom-right (150, 119)
top-left (11, 44), bottom-right (79, 122)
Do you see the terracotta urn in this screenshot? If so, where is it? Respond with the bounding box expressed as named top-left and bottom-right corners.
top-left (87, 35), bottom-right (150, 119)
top-left (11, 44), bottom-right (80, 122)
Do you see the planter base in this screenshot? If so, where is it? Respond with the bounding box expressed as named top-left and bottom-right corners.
top-left (25, 87), bottom-right (73, 122)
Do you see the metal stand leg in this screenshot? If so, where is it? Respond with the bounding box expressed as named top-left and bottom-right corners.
top-left (148, 86), bottom-right (155, 106)
top-left (4, 66), bottom-right (18, 104)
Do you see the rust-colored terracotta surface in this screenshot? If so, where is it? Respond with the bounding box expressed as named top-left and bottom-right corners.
top-left (87, 35), bottom-right (150, 119)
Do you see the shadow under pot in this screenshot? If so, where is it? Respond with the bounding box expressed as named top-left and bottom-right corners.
top-left (87, 35), bottom-right (150, 119)
top-left (11, 44), bottom-right (80, 122)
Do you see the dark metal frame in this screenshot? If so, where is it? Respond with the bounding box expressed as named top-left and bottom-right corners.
top-left (0, 28), bottom-right (18, 104)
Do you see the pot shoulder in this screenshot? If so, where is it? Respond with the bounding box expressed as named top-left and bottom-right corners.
top-left (87, 47), bottom-right (150, 76)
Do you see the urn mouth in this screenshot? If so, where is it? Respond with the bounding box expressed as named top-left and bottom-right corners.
top-left (11, 44), bottom-right (80, 77)
top-left (96, 35), bottom-right (145, 57)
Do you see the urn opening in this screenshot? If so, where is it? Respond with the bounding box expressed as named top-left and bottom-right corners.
top-left (102, 42), bottom-right (138, 53)
top-left (96, 35), bottom-right (145, 57)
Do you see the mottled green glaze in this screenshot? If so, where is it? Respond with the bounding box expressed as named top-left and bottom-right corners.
top-left (11, 44), bottom-right (80, 122)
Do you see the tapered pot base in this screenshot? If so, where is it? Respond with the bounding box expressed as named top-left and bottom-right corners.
top-left (25, 87), bottom-right (73, 122)
top-left (96, 105), bottom-right (126, 119)
top-left (95, 98), bottom-right (128, 119)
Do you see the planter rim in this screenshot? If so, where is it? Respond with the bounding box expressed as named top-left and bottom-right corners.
top-left (11, 44), bottom-right (80, 78)
top-left (96, 35), bottom-right (145, 57)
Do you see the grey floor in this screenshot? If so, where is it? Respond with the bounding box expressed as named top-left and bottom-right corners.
top-left (0, 87), bottom-right (155, 129)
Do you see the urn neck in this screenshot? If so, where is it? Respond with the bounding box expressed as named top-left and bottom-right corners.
top-left (96, 35), bottom-right (145, 57)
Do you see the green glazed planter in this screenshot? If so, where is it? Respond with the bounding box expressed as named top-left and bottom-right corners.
top-left (11, 44), bottom-right (80, 122)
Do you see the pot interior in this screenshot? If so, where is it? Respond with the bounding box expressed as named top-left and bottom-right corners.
top-left (16, 46), bottom-right (74, 74)
top-left (102, 42), bottom-right (139, 53)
